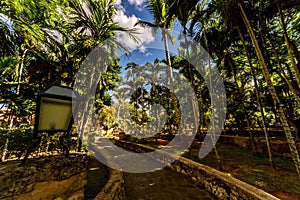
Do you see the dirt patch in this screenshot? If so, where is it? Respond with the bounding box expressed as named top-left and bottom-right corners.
top-left (271, 191), bottom-right (300, 200)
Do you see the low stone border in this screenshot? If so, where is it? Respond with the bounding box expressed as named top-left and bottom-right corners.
top-left (89, 144), bottom-right (125, 200)
top-left (94, 169), bottom-right (124, 200)
top-left (113, 140), bottom-right (279, 200)
top-left (0, 155), bottom-right (90, 200)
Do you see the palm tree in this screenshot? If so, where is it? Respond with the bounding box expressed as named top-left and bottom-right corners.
top-left (275, 0), bottom-right (300, 89)
top-left (237, 26), bottom-right (274, 168)
top-left (166, 0), bottom-right (199, 34)
top-left (142, 61), bottom-right (163, 134)
top-left (236, 1), bottom-right (300, 179)
top-left (137, 0), bottom-right (180, 126)
top-left (112, 85), bottom-right (131, 122)
top-left (224, 50), bottom-right (257, 153)
top-left (68, 0), bottom-right (130, 151)
top-left (142, 59), bottom-right (166, 86)
top-left (265, 31), bottom-right (300, 106)
top-left (184, 0), bottom-right (300, 177)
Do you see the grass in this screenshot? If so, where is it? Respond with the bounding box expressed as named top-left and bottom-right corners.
top-left (182, 143), bottom-right (300, 199)
top-left (132, 138), bottom-right (300, 199)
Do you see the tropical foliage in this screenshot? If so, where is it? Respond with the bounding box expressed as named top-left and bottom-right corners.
top-left (1, 0), bottom-right (300, 182)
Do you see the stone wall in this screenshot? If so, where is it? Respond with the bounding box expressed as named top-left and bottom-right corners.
top-left (89, 145), bottom-right (125, 200)
top-left (113, 140), bottom-right (280, 200)
top-left (94, 169), bottom-right (124, 200)
top-left (0, 155), bottom-right (90, 200)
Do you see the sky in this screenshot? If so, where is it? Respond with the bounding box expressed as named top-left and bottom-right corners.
top-left (109, 0), bottom-right (184, 102)
top-left (112, 0), bottom-right (183, 71)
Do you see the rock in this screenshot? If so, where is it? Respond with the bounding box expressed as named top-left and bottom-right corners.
top-left (0, 155), bottom-right (90, 199)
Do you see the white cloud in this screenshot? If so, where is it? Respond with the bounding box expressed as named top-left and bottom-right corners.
top-left (115, 0), bottom-right (122, 6)
top-left (128, 0), bottom-right (147, 11)
top-left (128, 0), bottom-right (146, 6)
top-left (115, 0), bottom-right (146, 11)
top-left (139, 45), bottom-right (146, 53)
top-left (146, 52), bottom-right (152, 57)
top-left (113, 10), bottom-right (155, 52)
top-left (114, 0), bottom-right (124, 10)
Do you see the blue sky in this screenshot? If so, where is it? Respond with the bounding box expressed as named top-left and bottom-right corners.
top-left (113, 0), bottom-right (183, 75)
top-left (120, 0), bottom-right (152, 21)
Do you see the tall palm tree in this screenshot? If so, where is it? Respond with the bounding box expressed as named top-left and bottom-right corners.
top-left (265, 31), bottom-right (300, 106)
top-left (185, 0), bottom-right (300, 177)
top-left (225, 50), bottom-right (257, 153)
top-left (236, 1), bottom-right (300, 179)
top-left (137, 0), bottom-right (180, 126)
top-left (166, 0), bottom-right (199, 34)
top-left (275, 0), bottom-right (300, 89)
top-left (69, 0), bottom-right (129, 151)
top-left (142, 59), bottom-right (166, 86)
top-left (237, 26), bottom-right (274, 168)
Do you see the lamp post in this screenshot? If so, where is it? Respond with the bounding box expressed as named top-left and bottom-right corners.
top-left (22, 85), bottom-right (78, 164)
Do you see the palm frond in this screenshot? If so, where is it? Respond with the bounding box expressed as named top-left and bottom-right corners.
top-left (134, 20), bottom-right (156, 28)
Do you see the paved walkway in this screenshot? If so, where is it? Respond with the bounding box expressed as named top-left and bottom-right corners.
top-left (91, 140), bottom-right (214, 200)
top-left (124, 169), bottom-right (213, 200)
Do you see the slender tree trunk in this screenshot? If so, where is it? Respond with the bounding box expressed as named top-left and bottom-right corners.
top-left (76, 63), bottom-right (98, 151)
top-left (238, 27), bottom-right (274, 168)
top-left (2, 116), bottom-right (14, 162)
top-left (162, 29), bottom-right (180, 127)
top-left (45, 140), bottom-right (50, 154)
top-left (185, 43), bottom-right (201, 136)
top-left (210, 69), bottom-right (221, 165)
top-left (1, 138), bottom-right (9, 162)
top-left (198, 87), bottom-right (204, 137)
top-left (202, 22), bottom-right (221, 165)
top-left (227, 51), bottom-right (256, 153)
top-left (37, 135), bottom-right (44, 158)
top-left (16, 49), bottom-right (28, 95)
top-left (157, 109), bottom-right (160, 140)
top-left (289, 40), bottom-right (300, 66)
top-left (77, 107), bottom-right (85, 152)
top-left (276, 0), bottom-right (300, 88)
top-left (253, 70), bottom-right (275, 168)
top-left (266, 33), bottom-right (300, 105)
top-left (239, 3), bottom-right (300, 178)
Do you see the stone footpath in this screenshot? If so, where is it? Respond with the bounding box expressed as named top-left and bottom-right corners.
top-left (91, 140), bottom-right (214, 200)
top-left (124, 169), bottom-right (213, 200)
top-left (113, 139), bottom-right (280, 200)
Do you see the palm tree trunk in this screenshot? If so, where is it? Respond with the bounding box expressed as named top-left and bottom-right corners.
top-left (238, 3), bottom-right (300, 178)
top-left (76, 63), bottom-right (98, 151)
top-left (238, 25), bottom-right (274, 168)
top-left (266, 32), bottom-right (300, 105)
top-left (1, 138), bottom-right (9, 162)
top-left (209, 64), bottom-right (221, 165)
top-left (2, 114), bottom-right (14, 162)
top-left (185, 44), bottom-right (201, 136)
top-left (276, 0), bottom-right (300, 88)
top-left (16, 48), bottom-right (28, 95)
top-left (227, 50), bottom-right (256, 153)
top-left (162, 29), bottom-right (180, 126)
top-left (37, 135), bottom-right (44, 158)
top-left (201, 21), bottom-right (221, 165)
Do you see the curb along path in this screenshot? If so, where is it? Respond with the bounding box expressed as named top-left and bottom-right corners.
top-left (90, 140), bottom-right (214, 200)
top-left (90, 139), bottom-right (280, 200)
top-left (113, 140), bottom-right (280, 200)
